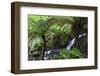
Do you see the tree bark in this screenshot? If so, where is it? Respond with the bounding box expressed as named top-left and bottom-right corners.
top-left (40, 34), bottom-right (47, 60)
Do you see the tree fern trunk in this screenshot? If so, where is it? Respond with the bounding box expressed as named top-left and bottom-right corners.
top-left (40, 34), bottom-right (47, 60)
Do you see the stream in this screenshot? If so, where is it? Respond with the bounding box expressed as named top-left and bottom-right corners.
top-left (44, 33), bottom-right (86, 60)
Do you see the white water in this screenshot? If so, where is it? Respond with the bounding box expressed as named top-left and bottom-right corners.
top-left (66, 38), bottom-right (75, 50)
top-left (79, 33), bottom-right (86, 38)
top-left (66, 33), bottom-right (86, 50)
top-left (44, 33), bottom-right (86, 59)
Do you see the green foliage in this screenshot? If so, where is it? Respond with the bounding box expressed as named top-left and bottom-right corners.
top-left (28, 15), bottom-right (87, 60)
top-left (69, 48), bottom-right (83, 58)
top-left (59, 48), bottom-right (69, 59)
top-left (28, 37), bottom-right (43, 52)
top-left (58, 48), bottom-right (83, 59)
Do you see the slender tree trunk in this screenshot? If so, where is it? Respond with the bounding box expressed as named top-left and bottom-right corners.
top-left (75, 24), bottom-right (82, 49)
top-left (40, 34), bottom-right (47, 60)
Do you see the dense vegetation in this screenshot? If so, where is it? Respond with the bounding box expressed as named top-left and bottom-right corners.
top-left (28, 15), bottom-right (88, 60)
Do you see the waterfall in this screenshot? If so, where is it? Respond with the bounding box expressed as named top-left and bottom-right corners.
top-left (44, 33), bottom-right (86, 59)
top-left (66, 38), bottom-right (75, 50)
top-left (44, 50), bottom-right (52, 59)
top-left (79, 33), bottom-right (86, 38)
top-left (66, 33), bottom-right (86, 50)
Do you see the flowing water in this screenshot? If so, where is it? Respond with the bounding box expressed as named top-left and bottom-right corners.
top-left (66, 38), bottom-right (75, 50)
top-left (44, 33), bottom-right (86, 59)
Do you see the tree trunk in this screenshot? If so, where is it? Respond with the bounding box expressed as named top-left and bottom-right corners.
top-left (40, 34), bottom-right (47, 60)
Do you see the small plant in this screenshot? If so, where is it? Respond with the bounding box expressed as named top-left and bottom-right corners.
top-left (58, 48), bottom-right (83, 59)
top-left (69, 48), bottom-right (83, 59)
top-left (59, 48), bottom-right (69, 59)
